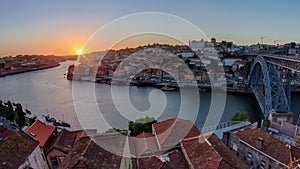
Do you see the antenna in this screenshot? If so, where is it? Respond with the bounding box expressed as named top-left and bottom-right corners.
top-left (260, 36), bottom-right (267, 44)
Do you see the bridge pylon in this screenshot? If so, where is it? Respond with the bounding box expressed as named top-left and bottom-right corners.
top-left (268, 110), bottom-right (293, 124)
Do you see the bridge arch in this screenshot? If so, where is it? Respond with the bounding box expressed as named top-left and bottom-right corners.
top-left (248, 56), bottom-right (289, 119)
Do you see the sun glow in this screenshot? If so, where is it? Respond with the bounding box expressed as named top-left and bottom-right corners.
top-left (76, 49), bottom-right (83, 55)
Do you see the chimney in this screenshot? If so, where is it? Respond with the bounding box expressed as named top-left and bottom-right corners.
top-left (257, 137), bottom-right (264, 150)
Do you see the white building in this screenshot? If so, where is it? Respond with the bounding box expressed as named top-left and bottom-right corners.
top-left (189, 39), bottom-right (215, 53)
top-left (181, 51), bottom-right (195, 58)
top-left (223, 58), bottom-right (242, 67)
top-left (0, 130), bottom-right (49, 169)
top-left (189, 39), bottom-right (206, 52)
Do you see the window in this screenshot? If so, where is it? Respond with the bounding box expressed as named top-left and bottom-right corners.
top-left (58, 156), bottom-right (66, 163)
top-left (40, 148), bottom-right (46, 161)
top-left (268, 164), bottom-right (274, 169)
top-left (260, 160), bottom-right (266, 169)
top-left (232, 143), bottom-right (238, 151)
top-left (246, 152), bottom-right (252, 162)
top-left (50, 156), bottom-right (59, 169)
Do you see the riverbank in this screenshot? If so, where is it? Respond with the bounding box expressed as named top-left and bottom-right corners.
top-left (0, 63), bottom-right (60, 77)
top-left (0, 60), bottom-right (279, 130)
top-left (0, 54), bottom-right (77, 77)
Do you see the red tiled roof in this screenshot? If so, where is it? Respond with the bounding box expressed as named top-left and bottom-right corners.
top-left (236, 127), bottom-right (300, 165)
top-left (218, 160), bottom-right (234, 169)
top-left (181, 134), bottom-right (250, 169)
top-left (181, 136), bottom-right (223, 169)
top-left (60, 134), bottom-right (125, 169)
top-left (153, 118), bottom-right (200, 149)
top-left (153, 118), bottom-right (177, 135)
top-left (136, 132), bottom-right (155, 138)
top-left (134, 132), bottom-right (159, 156)
top-left (0, 130), bottom-right (39, 169)
top-left (91, 133), bottom-right (127, 157)
top-left (207, 134), bottom-right (250, 169)
top-left (25, 119), bottom-right (56, 148)
top-left (138, 149), bottom-right (189, 169)
top-left (138, 156), bottom-right (167, 169)
top-left (47, 128), bottom-right (85, 154)
top-left (0, 126), bottom-right (13, 140)
top-left (59, 137), bottom-right (91, 169)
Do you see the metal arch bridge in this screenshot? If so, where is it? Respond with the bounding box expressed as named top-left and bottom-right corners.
top-left (248, 55), bottom-right (300, 120)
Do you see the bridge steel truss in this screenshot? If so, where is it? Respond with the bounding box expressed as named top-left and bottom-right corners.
top-left (263, 55), bottom-right (300, 72)
top-left (249, 56), bottom-right (290, 119)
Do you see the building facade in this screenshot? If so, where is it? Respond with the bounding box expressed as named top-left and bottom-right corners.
top-left (224, 127), bottom-right (300, 169)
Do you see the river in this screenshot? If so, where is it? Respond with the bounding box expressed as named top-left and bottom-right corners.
top-left (0, 61), bottom-right (299, 132)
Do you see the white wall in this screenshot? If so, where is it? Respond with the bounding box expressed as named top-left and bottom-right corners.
top-left (18, 146), bottom-right (49, 169)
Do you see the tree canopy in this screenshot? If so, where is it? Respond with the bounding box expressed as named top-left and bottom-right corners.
top-left (0, 100), bottom-right (35, 127)
top-left (231, 111), bottom-right (249, 122)
top-left (128, 116), bottom-right (157, 136)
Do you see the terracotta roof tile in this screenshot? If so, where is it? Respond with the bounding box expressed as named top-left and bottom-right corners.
top-left (236, 127), bottom-right (300, 165)
top-left (208, 134), bottom-right (250, 169)
top-left (59, 136), bottom-right (90, 169)
top-left (60, 133), bottom-right (125, 169)
top-left (83, 141), bottom-right (123, 169)
top-left (47, 129), bottom-right (85, 154)
top-left (291, 146), bottom-right (300, 160)
top-left (0, 126), bottom-right (13, 141)
top-left (138, 149), bottom-right (188, 169)
top-left (136, 132), bottom-right (155, 138)
top-left (181, 136), bottom-right (223, 169)
top-left (129, 136), bottom-right (137, 157)
top-left (25, 119), bottom-right (56, 148)
top-left (153, 118), bottom-right (200, 149)
top-left (181, 134), bottom-right (250, 169)
top-left (218, 160), bottom-right (234, 169)
top-left (0, 130), bottom-right (39, 169)
top-left (91, 133), bottom-right (127, 157)
top-left (134, 132), bottom-right (159, 157)
top-left (153, 118), bottom-right (177, 135)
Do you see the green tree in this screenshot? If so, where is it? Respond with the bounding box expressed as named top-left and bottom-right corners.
top-left (104, 128), bottom-right (121, 134)
top-left (128, 116), bottom-right (156, 136)
top-left (221, 40), bottom-right (227, 47)
top-left (15, 103), bottom-right (26, 127)
top-left (29, 116), bottom-right (37, 126)
top-left (231, 111), bottom-right (249, 122)
top-left (0, 100), bottom-right (5, 117)
top-left (291, 42), bottom-right (297, 49)
top-left (226, 42), bottom-right (233, 48)
top-left (211, 37), bottom-right (216, 44)
top-left (0, 100), bottom-right (33, 127)
top-left (5, 100), bottom-right (14, 121)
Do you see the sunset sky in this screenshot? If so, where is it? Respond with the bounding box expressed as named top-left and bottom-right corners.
top-left (1, 0), bottom-right (300, 56)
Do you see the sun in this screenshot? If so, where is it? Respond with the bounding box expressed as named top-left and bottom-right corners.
top-left (76, 49), bottom-right (83, 55)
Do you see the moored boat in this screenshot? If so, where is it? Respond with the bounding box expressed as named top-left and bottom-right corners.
top-left (43, 114), bottom-right (71, 128)
top-left (53, 121), bottom-right (71, 128)
top-left (43, 115), bottom-right (56, 123)
top-left (161, 85), bottom-right (177, 91)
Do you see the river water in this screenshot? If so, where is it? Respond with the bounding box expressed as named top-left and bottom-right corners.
top-left (0, 61), bottom-right (299, 132)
